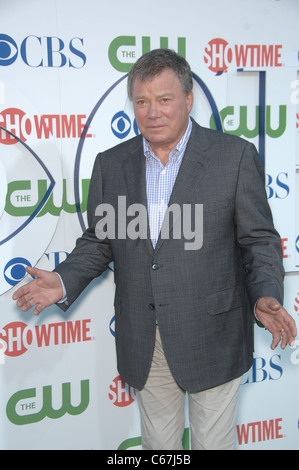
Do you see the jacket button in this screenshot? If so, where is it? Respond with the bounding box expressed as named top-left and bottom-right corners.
top-left (152, 263), bottom-right (159, 270)
top-left (149, 303), bottom-right (155, 311)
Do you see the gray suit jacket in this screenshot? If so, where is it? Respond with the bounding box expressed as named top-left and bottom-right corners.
top-left (55, 120), bottom-right (284, 393)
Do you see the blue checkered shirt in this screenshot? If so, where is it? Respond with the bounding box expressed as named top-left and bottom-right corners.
top-left (143, 118), bottom-right (192, 247)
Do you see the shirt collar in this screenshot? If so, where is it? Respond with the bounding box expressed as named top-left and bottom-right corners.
top-left (143, 117), bottom-right (192, 163)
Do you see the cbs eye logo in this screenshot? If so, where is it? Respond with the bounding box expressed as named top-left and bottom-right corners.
top-left (111, 111), bottom-right (139, 139)
top-left (0, 35), bottom-right (18, 66)
top-left (3, 257), bottom-right (32, 287)
top-left (0, 81), bottom-right (62, 295)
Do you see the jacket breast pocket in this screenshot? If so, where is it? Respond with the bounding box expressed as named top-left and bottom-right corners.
top-left (204, 198), bottom-right (234, 214)
top-left (206, 285), bottom-right (242, 316)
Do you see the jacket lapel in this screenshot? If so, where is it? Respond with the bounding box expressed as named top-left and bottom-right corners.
top-left (122, 136), bottom-right (154, 254)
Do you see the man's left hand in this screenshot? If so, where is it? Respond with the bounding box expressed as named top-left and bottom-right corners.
top-left (256, 297), bottom-right (297, 350)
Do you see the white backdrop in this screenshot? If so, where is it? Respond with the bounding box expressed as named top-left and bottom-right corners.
top-left (0, 0), bottom-right (298, 450)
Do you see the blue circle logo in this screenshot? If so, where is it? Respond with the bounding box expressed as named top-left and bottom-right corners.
top-left (4, 257), bottom-right (32, 286)
top-left (111, 111), bottom-right (131, 139)
top-left (0, 34), bottom-right (18, 66)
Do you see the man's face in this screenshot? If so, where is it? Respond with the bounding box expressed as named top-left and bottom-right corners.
top-left (131, 68), bottom-right (193, 159)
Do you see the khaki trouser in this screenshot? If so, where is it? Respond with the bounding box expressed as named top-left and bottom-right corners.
top-left (135, 327), bottom-right (241, 450)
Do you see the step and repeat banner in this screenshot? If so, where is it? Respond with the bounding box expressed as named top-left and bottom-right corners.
top-left (0, 0), bottom-right (299, 450)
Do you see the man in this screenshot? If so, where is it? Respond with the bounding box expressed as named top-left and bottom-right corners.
top-left (13, 49), bottom-right (297, 450)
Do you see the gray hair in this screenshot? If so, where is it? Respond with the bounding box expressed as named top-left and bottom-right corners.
top-left (127, 49), bottom-right (193, 100)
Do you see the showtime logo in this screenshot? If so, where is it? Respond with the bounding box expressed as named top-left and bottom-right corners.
top-left (108, 375), bottom-right (136, 407)
top-left (0, 107), bottom-right (92, 145)
top-left (237, 418), bottom-right (284, 446)
top-left (0, 319), bottom-right (92, 357)
top-left (204, 38), bottom-right (283, 74)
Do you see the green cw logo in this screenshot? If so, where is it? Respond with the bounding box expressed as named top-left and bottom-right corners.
top-left (5, 179), bottom-right (90, 217)
top-left (108, 36), bottom-right (186, 72)
top-left (209, 105), bottom-right (287, 138)
top-left (6, 380), bottom-right (89, 425)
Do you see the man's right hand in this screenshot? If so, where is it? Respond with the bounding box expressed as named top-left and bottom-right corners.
top-left (12, 267), bottom-right (63, 316)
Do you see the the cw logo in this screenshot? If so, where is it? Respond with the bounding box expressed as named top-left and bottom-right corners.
top-left (6, 380), bottom-right (89, 425)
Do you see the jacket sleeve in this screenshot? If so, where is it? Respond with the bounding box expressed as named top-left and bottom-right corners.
top-left (54, 153), bottom-right (113, 310)
top-left (234, 141), bottom-right (284, 315)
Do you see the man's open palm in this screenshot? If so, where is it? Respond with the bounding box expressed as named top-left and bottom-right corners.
top-left (12, 267), bottom-right (63, 316)
top-left (256, 296), bottom-right (297, 350)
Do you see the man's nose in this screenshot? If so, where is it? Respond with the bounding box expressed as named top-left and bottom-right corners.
top-left (147, 102), bottom-right (161, 118)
